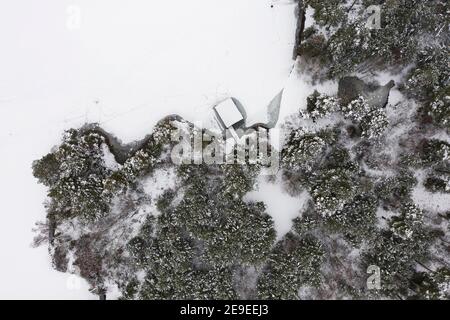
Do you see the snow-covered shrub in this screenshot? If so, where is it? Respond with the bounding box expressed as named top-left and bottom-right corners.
top-left (326, 194), bottom-right (378, 244)
top-left (360, 108), bottom-right (389, 139)
top-left (424, 174), bottom-right (450, 194)
top-left (33, 129), bottom-right (112, 221)
top-left (390, 203), bottom-right (424, 241)
top-left (420, 139), bottom-right (450, 166)
top-left (306, 90), bottom-right (340, 120)
top-left (374, 170), bottom-right (417, 209)
top-left (341, 95), bottom-right (371, 122)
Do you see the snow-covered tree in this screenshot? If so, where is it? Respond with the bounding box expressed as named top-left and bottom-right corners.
top-left (362, 228), bottom-right (430, 298)
top-left (257, 233), bottom-right (324, 299)
top-left (428, 96), bottom-right (450, 130)
top-left (310, 167), bottom-right (356, 216)
top-left (411, 268), bottom-right (450, 300)
top-left (301, 0), bottom-right (448, 79)
top-left (33, 129), bottom-right (112, 221)
top-left (282, 131), bottom-right (327, 172)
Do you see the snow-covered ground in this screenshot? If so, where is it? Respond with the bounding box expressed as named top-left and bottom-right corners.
top-left (245, 176), bottom-right (310, 241)
top-left (413, 171), bottom-right (450, 213)
top-left (142, 167), bottom-right (179, 215)
top-left (0, 0), bottom-right (300, 299)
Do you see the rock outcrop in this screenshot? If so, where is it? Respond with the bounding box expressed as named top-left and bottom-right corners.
top-left (338, 76), bottom-right (395, 109)
top-left (293, 0), bottom-right (306, 59)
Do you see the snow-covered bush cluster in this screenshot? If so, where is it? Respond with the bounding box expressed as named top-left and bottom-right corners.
top-left (306, 90), bottom-right (340, 121)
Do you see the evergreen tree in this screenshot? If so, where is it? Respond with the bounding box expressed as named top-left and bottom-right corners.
top-left (33, 129), bottom-right (112, 221)
top-left (325, 194), bottom-right (378, 245)
top-left (257, 233), bottom-right (324, 299)
top-left (282, 131), bottom-right (327, 172)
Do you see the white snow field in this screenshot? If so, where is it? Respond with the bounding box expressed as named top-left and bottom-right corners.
top-left (0, 0), bottom-right (302, 299)
top-left (245, 176), bottom-right (310, 241)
